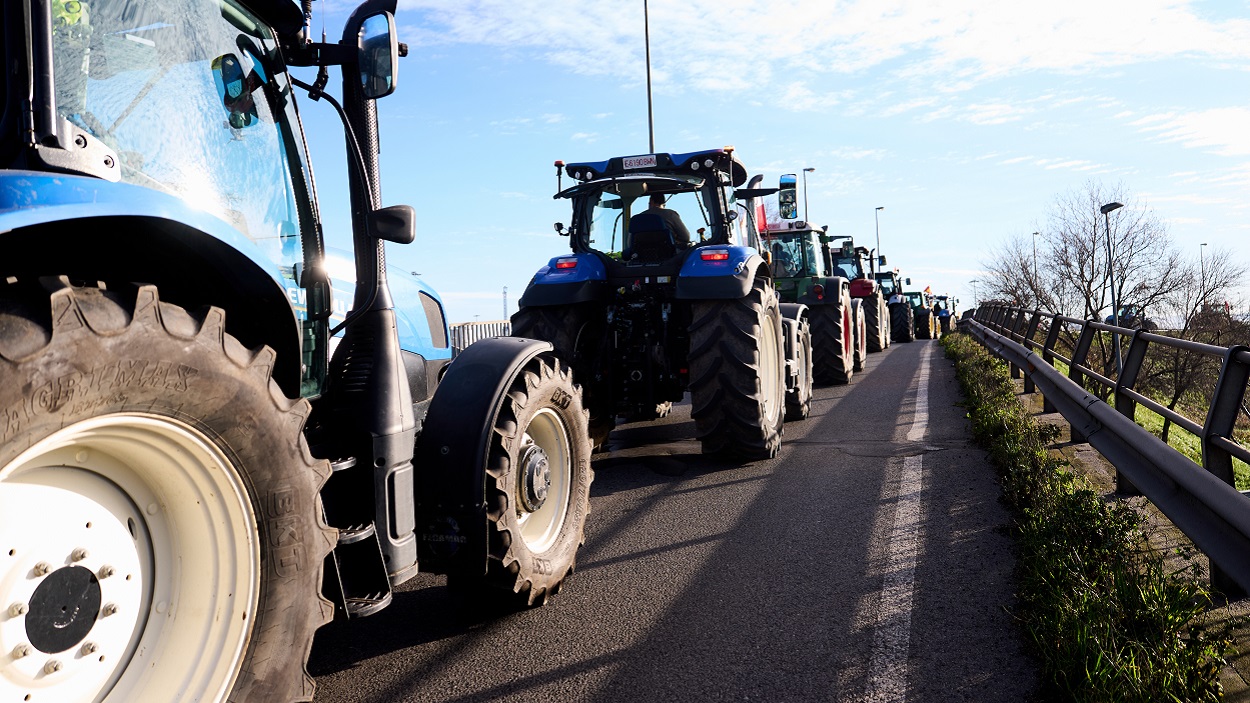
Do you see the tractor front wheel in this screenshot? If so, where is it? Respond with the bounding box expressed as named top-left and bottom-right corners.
top-left (811, 294), bottom-right (854, 385)
top-left (0, 280), bottom-right (333, 703)
top-left (851, 298), bottom-right (867, 372)
top-left (891, 303), bottom-right (915, 343)
top-left (784, 313), bottom-right (813, 422)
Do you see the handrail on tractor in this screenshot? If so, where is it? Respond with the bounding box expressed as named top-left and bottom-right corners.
top-left (962, 305), bottom-right (1250, 596)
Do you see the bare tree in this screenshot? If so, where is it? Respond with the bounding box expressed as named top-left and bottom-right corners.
top-left (981, 181), bottom-right (1186, 394)
top-left (1139, 248), bottom-right (1248, 441)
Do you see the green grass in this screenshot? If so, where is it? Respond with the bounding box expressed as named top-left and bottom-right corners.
top-left (943, 332), bottom-right (1237, 702)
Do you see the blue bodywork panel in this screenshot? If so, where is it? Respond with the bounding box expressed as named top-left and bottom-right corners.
top-left (528, 252), bottom-right (608, 285)
top-left (678, 245), bottom-right (757, 278)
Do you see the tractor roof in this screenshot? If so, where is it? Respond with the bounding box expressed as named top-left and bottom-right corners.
top-left (563, 149), bottom-right (748, 188)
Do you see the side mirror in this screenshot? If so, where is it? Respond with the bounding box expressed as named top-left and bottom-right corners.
top-left (878, 255), bottom-right (887, 266)
top-left (211, 54), bottom-right (259, 128)
top-left (359, 12), bottom-right (398, 99)
top-left (778, 174), bottom-right (798, 219)
top-left (369, 204), bottom-right (415, 244)
top-left (554, 222), bottom-right (565, 234)
top-left (905, 277), bottom-right (911, 285)
top-left (841, 242), bottom-right (854, 256)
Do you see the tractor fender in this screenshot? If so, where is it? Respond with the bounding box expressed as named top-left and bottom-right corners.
top-left (848, 277), bottom-right (878, 298)
top-left (413, 336), bottom-right (555, 575)
top-left (518, 252), bottom-right (608, 307)
top-left (797, 276), bottom-right (850, 307)
top-left (778, 303), bottom-right (808, 387)
top-left (0, 171), bottom-right (305, 393)
top-left (674, 246), bottom-right (766, 300)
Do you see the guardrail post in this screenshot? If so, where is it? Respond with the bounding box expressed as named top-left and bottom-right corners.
top-left (1006, 309), bottom-right (1023, 379)
top-left (1040, 316), bottom-right (1062, 413)
top-left (1068, 322), bottom-right (1096, 442)
top-left (1022, 312), bottom-right (1042, 394)
top-left (1204, 346), bottom-right (1250, 597)
top-left (1111, 331), bottom-right (1149, 496)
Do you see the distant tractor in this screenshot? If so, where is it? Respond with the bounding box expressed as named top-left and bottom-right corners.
top-left (829, 239), bottom-right (890, 354)
top-left (759, 175), bottom-right (858, 385)
top-left (907, 291), bottom-right (937, 339)
top-left (932, 295), bottom-right (958, 334)
top-left (512, 149), bottom-right (812, 458)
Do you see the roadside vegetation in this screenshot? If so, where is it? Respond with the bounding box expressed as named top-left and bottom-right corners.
top-left (943, 330), bottom-right (1237, 702)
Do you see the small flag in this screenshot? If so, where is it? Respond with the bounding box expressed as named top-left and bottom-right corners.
top-left (923, 285), bottom-right (932, 295)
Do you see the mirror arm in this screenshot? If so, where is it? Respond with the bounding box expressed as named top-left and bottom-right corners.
top-left (285, 42), bottom-right (355, 68)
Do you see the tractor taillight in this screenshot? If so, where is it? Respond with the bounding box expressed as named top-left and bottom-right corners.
top-left (555, 258), bottom-right (578, 269)
top-left (813, 284), bottom-right (825, 300)
top-left (700, 250), bottom-right (730, 261)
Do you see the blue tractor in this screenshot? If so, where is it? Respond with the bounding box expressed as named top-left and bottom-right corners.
top-left (0, 1), bottom-right (591, 701)
top-left (512, 149), bottom-right (813, 459)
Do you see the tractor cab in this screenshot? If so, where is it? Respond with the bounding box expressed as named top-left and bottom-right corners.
top-left (760, 223), bottom-right (824, 279)
top-left (557, 149), bottom-right (750, 274)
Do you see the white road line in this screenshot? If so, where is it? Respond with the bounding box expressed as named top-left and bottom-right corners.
top-left (863, 343), bottom-right (933, 703)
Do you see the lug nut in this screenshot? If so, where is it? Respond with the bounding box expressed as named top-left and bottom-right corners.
top-left (8, 602), bottom-right (27, 617)
top-left (44, 659), bottom-right (62, 674)
top-left (97, 565), bottom-right (115, 579)
top-left (71, 548), bottom-right (89, 562)
top-left (33, 561), bottom-right (51, 576)
top-left (100, 603), bottom-right (118, 617)
top-left (12, 644), bottom-right (31, 659)
top-left (81, 642), bottom-right (97, 655)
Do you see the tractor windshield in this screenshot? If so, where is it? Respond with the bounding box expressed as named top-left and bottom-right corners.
top-left (761, 231), bottom-right (820, 278)
top-left (877, 274), bottom-right (898, 298)
top-left (568, 174), bottom-right (727, 256)
top-left (831, 254), bottom-right (863, 281)
top-left (50, 0), bottom-right (312, 262)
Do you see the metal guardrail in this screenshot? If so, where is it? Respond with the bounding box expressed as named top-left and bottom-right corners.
top-left (449, 320), bottom-right (511, 355)
top-left (961, 305), bottom-right (1250, 595)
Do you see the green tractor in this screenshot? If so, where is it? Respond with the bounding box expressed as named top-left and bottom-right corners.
top-left (758, 175), bottom-right (858, 384)
top-left (906, 290), bottom-right (937, 340)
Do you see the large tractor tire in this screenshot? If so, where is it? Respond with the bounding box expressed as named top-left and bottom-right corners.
top-left (850, 298), bottom-right (867, 372)
top-left (0, 279), bottom-right (334, 703)
top-left (811, 288), bottom-right (854, 385)
top-left (890, 302), bottom-right (915, 343)
top-left (511, 305), bottom-right (613, 449)
top-left (784, 313), bottom-right (813, 422)
top-left (688, 277), bottom-right (786, 460)
top-left (915, 309), bottom-right (934, 340)
top-left (454, 354), bottom-right (593, 607)
top-left (864, 293), bottom-right (886, 353)
top-left (879, 297), bottom-right (891, 349)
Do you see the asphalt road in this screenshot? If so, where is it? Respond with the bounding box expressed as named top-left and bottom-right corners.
top-left (309, 338), bottom-right (1037, 702)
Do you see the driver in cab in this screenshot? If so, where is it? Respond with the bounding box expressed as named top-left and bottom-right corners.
top-left (642, 193), bottom-right (692, 248)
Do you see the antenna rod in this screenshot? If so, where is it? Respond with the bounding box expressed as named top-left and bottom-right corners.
top-left (644, 0), bottom-right (654, 152)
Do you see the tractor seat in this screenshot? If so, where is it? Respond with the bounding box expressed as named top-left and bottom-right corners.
top-left (623, 214), bottom-right (677, 263)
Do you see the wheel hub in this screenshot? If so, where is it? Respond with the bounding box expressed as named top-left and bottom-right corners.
top-left (26, 566), bottom-right (101, 654)
top-left (518, 443), bottom-right (551, 513)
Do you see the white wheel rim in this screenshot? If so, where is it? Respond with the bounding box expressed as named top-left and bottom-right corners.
top-left (515, 408), bottom-right (572, 553)
top-left (759, 308), bottom-right (783, 424)
top-left (0, 414), bottom-right (258, 703)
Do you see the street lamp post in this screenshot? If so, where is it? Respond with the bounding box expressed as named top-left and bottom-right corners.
top-left (1200, 243), bottom-right (1208, 308)
top-left (802, 167), bottom-right (815, 222)
top-left (874, 206), bottom-right (884, 259)
top-left (970, 278), bottom-right (979, 308)
top-left (1101, 201), bottom-right (1124, 376)
top-left (1031, 231), bottom-right (1040, 307)
top-left (503, 286), bottom-right (508, 320)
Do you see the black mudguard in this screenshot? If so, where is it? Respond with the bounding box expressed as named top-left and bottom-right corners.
top-left (413, 336), bottom-right (554, 575)
top-left (779, 303), bottom-right (807, 392)
top-left (797, 276), bottom-right (849, 307)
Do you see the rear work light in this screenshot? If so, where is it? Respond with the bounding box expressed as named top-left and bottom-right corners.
top-left (812, 284), bottom-right (825, 300)
top-left (555, 258), bottom-right (578, 269)
top-left (700, 250), bottom-right (730, 261)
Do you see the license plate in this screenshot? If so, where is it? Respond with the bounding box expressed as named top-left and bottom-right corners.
top-left (622, 154), bottom-right (657, 170)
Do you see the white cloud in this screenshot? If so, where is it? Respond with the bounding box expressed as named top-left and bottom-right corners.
top-left (1134, 108), bottom-right (1250, 156)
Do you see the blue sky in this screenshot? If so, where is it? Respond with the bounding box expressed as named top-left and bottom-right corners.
top-left (298, 0), bottom-right (1250, 323)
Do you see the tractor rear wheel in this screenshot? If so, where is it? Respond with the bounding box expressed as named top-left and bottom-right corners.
top-left (891, 303), bottom-right (915, 343)
top-left (851, 298), bottom-right (867, 372)
top-left (689, 277), bottom-right (785, 459)
top-left (469, 354), bottom-right (593, 606)
top-left (784, 314), bottom-right (813, 422)
top-left (811, 293), bottom-right (854, 385)
top-left (915, 310), bottom-right (934, 340)
top-left (0, 279), bottom-right (333, 703)
top-left (511, 305), bottom-right (613, 448)
top-left (864, 293), bottom-right (885, 352)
